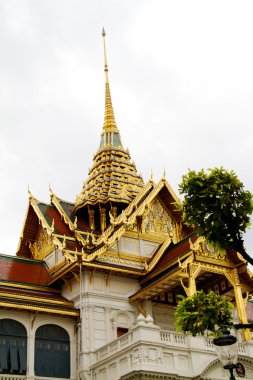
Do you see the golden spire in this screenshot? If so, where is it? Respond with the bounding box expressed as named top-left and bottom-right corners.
top-left (102, 27), bottom-right (109, 84)
top-left (74, 30), bottom-right (144, 210)
top-left (101, 28), bottom-right (119, 137)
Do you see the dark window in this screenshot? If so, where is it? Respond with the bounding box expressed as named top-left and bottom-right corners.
top-left (0, 319), bottom-right (27, 375)
top-left (35, 324), bottom-right (70, 378)
top-left (117, 327), bottom-right (128, 338)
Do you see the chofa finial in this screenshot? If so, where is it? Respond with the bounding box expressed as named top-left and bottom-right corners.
top-left (28, 185), bottom-right (32, 199)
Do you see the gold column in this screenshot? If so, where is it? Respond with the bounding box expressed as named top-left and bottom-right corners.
top-left (232, 269), bottom-right (251, 341)
top-left (100, 207), bottom-right (106, 231)
top-left (88, 207), bottom-right (95, 230)
top-left (111, 206), bottom-right (117, 219)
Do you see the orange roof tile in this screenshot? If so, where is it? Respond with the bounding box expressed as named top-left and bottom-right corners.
top-left (0, 254), bottom-right (51, 285)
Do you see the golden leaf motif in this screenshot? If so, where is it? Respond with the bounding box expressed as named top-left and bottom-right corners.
top-left (142, 199), bottom-right (173, 236)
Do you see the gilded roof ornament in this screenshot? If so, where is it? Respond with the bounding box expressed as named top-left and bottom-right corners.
top-left (28, 185), bottom-right (32, 199)
top-left (75, 30), bottom-right (144, 209)
top-left (162, 168), bottom-right (166, 181)
top-left (49, 183), bottom-right (54, 200)
top-left (150, 170), bottom-right (154, 183)
top-left (101, 28), bottom-right (119, 137)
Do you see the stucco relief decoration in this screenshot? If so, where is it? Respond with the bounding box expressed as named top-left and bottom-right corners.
top-left (132, 347), bottom-right (163, 365)
top-left (98, 254), bottom-right (144, 270)
top-left (126, 220), bottom-right (138, 232)
top-left (30, 227), bottom-right (55, 259)
top-left (190, 237), bottom-right (228, 261)
top-left (142, 199), bottom-right (173, 236)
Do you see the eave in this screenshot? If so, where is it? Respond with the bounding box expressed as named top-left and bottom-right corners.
top-left (50, 192), bottom-right (91, 247)
top-left (0, 282), bottom-right (79, 317)
top-left (48, 259), bottom-right (147, 286)
top-left (0, 300), bottom-right (79, 317)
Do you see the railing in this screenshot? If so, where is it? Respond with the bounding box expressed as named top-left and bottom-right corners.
top-left (95, 330), bottom-right (133, 361)
top-left (96, 329), bottom-right (188, 362)
top-left (238, 343), bottom-right (247, 354)
top-left (204, 336), bottom-right (214, 348)
top-left (94, 326), bottom-right (252, 367)
top-left (160, 330), bottom-right (186, 345)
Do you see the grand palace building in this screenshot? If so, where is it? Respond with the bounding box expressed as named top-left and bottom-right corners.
top-left (1, 30), bottom-right (253, 380)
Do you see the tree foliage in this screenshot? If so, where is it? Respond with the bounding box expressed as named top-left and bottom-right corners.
top-left (175, 290), bottom-right (234, 337)
top-left (178, 167), bottom-right (253, 265)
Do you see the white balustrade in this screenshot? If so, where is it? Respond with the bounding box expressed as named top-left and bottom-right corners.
top-left (160, 330), bottom-right (186, 345)
top-left (90, 325), bottom-right (253, 380)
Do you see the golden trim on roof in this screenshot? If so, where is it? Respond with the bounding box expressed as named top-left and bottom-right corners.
top-left (48, 260), bottom-right (146, 285)
top-left (91, 178), bottom-right (181, 250)
top-left (29, 194), bottom-right (64, 252)
top-left (97, 253), bottom-right (145, 270)
top-left (21, 175), bottom-right (184, 278)
top-left (16, 198), bottom-right (30, 253)
top-left (51, 191), bottom-right (90, 247)
top-left (0, 291), bottom-right (73, 306)
top-left (0, 301), bottom-right (79, 316)
top-left (0, 281), bottom-right (60, 293)
top-left (145, 235), bottom-right (172, 272)
top-left (190, 237), bottom-right (236, 268)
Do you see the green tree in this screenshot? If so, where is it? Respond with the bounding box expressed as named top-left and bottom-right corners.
top-left (175, 290), bottom-right (234, 336)
top-left (178, 167), bottom-right (253, 265)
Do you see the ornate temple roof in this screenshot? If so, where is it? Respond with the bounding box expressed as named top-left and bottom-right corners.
top-left (129, 235), bottom-right (253, 304)
top-left (0, 254), bottom-right (78, 317)
top-left (0, 254), bottom-right (52, 285)
top-left (17, 175), bottom-right (187, 283)
top-left (4, 31), bottom-right (253, 326)
top-left (75, 29), bottom-right (144, 210)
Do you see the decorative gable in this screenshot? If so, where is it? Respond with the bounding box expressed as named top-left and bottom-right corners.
top-left (29, 227), bottom-right (55, 260)
top-left (142, 198), bottom-right (177, 240)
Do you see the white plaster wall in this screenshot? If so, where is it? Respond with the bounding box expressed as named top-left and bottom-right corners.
top-left (152, 304), bottom-right (176, 331)
top-left (67, 271), bottom-right (140, 379)
top-left (83, 272), bottom-right (139, 350)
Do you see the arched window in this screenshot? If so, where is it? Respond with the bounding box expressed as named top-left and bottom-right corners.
top-left (114, 312), bottom-right (130, 338)
top-left (35, 324), bottom-right (70, 379)
top-left (0, 319), bottom-right (27, 375)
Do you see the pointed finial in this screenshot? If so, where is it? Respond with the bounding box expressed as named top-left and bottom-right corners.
top-left (102, 27), bottom-right (108, 82)
top-left (100, 27), bottom-right (121, 143)
top-left (150, 169), bottom-right (153, 181)
top-left (28, 185), bottom-right (32, 199)
top-left (162, 168), bottom-right (166, 181)
top-left (49, 183), bottom-right (54, 198)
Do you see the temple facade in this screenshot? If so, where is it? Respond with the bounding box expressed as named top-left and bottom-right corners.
top-left (1, 31), bottom-right (253, 380)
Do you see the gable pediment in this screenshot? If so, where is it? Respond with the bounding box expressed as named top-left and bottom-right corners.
top-left (141, 197), bottom-right (178, 241)
top-left (29, 226), bottom-right (55, 260)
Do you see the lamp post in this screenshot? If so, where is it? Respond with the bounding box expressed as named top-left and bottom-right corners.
top-left (213, 330), bottom-right (238, 380)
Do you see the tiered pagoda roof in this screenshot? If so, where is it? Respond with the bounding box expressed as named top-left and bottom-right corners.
top-left (6, 30), bottom-right (253, 324)
top-left (75, 29), bottom-right (144, 210)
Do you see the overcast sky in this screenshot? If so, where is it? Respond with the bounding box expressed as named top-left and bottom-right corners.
top-left (0, 0), bottom-right (252, 257)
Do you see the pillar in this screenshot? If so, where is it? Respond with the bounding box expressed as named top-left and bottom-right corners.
top-left (232, 269), bottom-right (251, 341)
